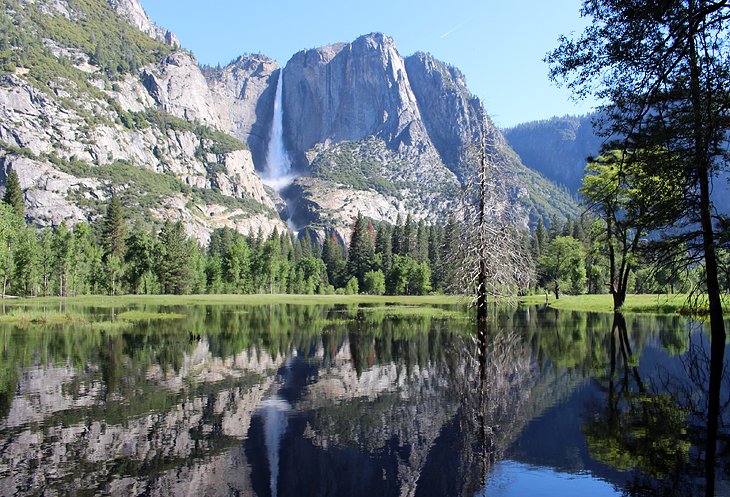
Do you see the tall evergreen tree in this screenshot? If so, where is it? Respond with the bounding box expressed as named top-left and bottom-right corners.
top-left (415, 220), bottom-right (429, 263)
top-left (101, 195), bottom-right (126, 260)
top-left (347, 212), bottom-right (374, 289)
top-left (392, 213), bottom-right (403, 255)
top-left (375, 224), bottom-right (393, 276)
top-left (101, 195), bottom-right (126, 295)
top-left (157, 220), bottom-right (191, 294)
top-left (2, 167), bottom-right (23, 219)
top-left (533, 218), bottom-right (547, 259)
top-left (322, 230), bottom-right (344, 287)
top-left (402, 213), bottom-right (414, 257)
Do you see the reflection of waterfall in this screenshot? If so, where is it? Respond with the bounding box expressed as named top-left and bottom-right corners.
top-left (260, 397), bottom-right (290, 497)
top-left (264, 69), bottom-right (294, 191)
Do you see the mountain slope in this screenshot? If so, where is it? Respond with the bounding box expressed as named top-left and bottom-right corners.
top-left (0, 0), bottom-right (286, 241)
top-left (0, 1), bottom-right (579, 242)
top-left (280, 34), bottom-right (579, 233)
top-left (503, 114), bottom-right (604, 194)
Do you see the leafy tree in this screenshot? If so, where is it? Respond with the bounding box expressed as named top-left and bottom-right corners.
top-left (2, 167), bottom-right (23, 219)
top-left (292, 256), bottom-right (327, 294)
top-left (540, 236), bottom-right (586, 299)
top-left (37, 228), bottom-right (53, 296)
top-left (581, 151), bottom-right (681, 308)
top-left (363, 269), bottom-right (386, 295)
top-left (223, 237), bottom-right (252, 293)
top-left (344, 276), bottom-right (359, 295)
top-left (124, 227), bottom-right (158, 294)
top-left (12, 226), bottom-right (39, 296)
top-left (52, 223), bottom-right (74, 296)
top-left (548, 4), bottom-right (730, 488)
top-left (70, 223), bottom-right (101, 296)
top-left (0, 204), bottom-right (19, 297)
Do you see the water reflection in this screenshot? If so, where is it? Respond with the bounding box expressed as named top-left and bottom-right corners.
top-left (0, 303), bottom-right (725, 496)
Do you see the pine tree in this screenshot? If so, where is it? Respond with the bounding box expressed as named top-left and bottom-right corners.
top-left (402, 213), bottom-right (414, 257)
top-left (102, 195), bottom-right (126, 260)
top-left (3, 167), bottom-right (23, 219)
top-left (375, 224), bottom-right (393, 275)
top-left (157, 221), bottom-right (191, 294)
top-left (322, 230), bottom-right (344, 287)
top-left (415, 220), bottom-right (428, 263)
top-left (347, 212), bottom-right (374, 289)
top-left (533, 218), bottom-right (547, 258)
top-left (100, 196), bottom-right (127, 295)
top-left (392, 213), bottom-right (403, 255)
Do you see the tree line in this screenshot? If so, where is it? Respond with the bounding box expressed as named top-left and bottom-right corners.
top-left (0, 170), bottom-right (468, 297)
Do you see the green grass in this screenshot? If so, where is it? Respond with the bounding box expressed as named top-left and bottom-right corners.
top-left (520, 293), bottom-right (728, 316)
top-left (8, 293), bottom-right (467, 308)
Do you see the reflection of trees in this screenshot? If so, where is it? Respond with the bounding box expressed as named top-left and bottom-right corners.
top-left (448, 321), bottom-right (536, 493)
top-left (583, 313), bottom-right (692, 495)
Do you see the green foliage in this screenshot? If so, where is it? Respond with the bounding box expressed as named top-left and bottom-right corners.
top-left (346, 213), bottom-right (375, 288)
top-left (363, 270), bottom-right (386, 295)
top-left (540, 235), bottom-right (586, 298)
top-left (137, 109), bottom-right (248, 153)
top-left (2, 167), bottom-right (24, 219)
top-left (344, 276), bottom-right (360, 295)
top-left (0, 0), bottom-right (170, 79)
top-left (157, 221), bottom-right (192, 295)
top-left (309, 141), bottom-right (404, 198)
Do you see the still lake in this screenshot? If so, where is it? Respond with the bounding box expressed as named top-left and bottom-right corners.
top-left (0, 301), bottom-right (726, 496)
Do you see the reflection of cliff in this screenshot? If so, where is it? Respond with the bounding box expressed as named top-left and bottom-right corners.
top-left (0, 304), bottom-right (691, 497)
top-left (0, 339), bottom-right (283, 496)
top-left (308, 348), bottom-right (456, 496)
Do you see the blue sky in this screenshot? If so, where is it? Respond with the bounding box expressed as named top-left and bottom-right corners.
top-left (141, 0), bottom-right (599, 128)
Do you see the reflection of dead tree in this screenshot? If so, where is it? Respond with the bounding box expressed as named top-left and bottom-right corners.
top-left (450, 325), bottom-right (535, 489)
top-left (459, 111), bottom-right (533, 319)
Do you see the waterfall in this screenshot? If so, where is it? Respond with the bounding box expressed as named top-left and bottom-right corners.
top-left (264, 68), bottom-right (294, 191)
top-left (260, 397), bottom-right (290, 497)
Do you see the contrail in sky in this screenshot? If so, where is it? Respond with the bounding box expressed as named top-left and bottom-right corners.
top-left (440, 19), bottom-right (471, 39)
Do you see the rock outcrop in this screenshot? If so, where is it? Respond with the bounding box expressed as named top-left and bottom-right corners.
top-left (0, 0), bottom-right (580, 243)
top-left (108, 0), bottom-right (180, 48)
top-left (279, 33), bottom-right (579, 233)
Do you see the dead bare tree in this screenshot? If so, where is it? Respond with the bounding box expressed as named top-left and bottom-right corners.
top-left (458, 109), bottom-right (533, 320)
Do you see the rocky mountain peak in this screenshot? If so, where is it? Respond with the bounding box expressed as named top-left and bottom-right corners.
top-left (106, 0), bottom-right (179, 47)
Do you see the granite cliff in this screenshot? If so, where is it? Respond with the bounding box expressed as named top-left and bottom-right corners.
top-left (0, 0), bottom-right (579, 243)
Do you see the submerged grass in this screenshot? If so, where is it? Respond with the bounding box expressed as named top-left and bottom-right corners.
top-left (358, 305), bottom-right (467, 319)
top-left (0, 310), bottom-right (86, 325)
top-left (116, 311), bottom-right (186, 321)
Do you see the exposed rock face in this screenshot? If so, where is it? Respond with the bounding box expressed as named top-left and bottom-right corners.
top-left (1, 0), bottom-right (580, 242)
top-left (142, 51), bottom-right (224, 127)
top-left (279, 33), bottom-right (579, 233)
top-left (0, 0), bottom-right (287, 242)
top-left (404, 52), bottom-right (483, 181)
top-left (206, 55), bottom-right (279, 167)
top-left (107, 0), bottom-right (180, 48)
top-left (283, 34), bottom-right (431, 166)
